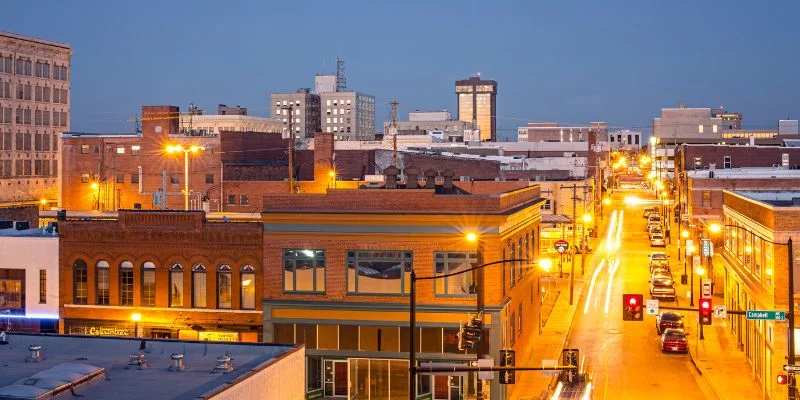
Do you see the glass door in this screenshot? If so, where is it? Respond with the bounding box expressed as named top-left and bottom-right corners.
top-left (324, 360), bottom-right (349, 397)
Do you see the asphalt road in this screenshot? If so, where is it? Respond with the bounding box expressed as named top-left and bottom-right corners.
top-left (564, 187), bottom-right (718, 400)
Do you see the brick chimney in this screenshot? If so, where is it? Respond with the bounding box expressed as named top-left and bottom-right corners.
top-left (314, 132), bottom-right (335, 184)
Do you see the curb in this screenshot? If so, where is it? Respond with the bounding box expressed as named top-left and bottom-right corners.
top-left (688, 340), bottom-right (725, 400)
top-left (539, 280), bottom-right (587, 399)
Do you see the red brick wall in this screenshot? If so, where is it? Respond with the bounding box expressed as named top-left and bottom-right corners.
top-left (681, 145), bottom-right (800, 169)
top-left (688, 178), bottom-right (800, 220)
top-left (0, 204), bottom-right (38, 227)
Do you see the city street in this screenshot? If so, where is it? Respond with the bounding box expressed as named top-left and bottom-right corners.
top-left (565, 186), bottom-right (718, 399)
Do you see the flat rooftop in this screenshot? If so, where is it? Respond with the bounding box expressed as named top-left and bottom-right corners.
top-left (0, 227), bottom-right (57, 238)
top-left (0, 333), bottom-right (298, 400)
top-left (0, 31), bottom-right (71, 50)
top-left (735, 190), bottom-right (800, 207)
top-left (688, 167), bottom-right (800, 179)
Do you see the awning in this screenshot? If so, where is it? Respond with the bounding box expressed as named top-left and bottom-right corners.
top-left (542, 214), bottom-right (573, 224)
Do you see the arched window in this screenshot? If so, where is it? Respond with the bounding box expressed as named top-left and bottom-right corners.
top-left (241, 264), bottom-right (256, 310)
top-left (217, 264), bottom-right (232, 309)
top-left (169, 263), bottom-right (184, 307)
top-left (96, 260), bottom-right (110, 305)
top-left (192, 264), bottom-right (207, 308)
top-left (73, 259), bottom-right (88, 305)
top-left (142, 262), bottom-right (156, 307)
top-left (119, 261), bottom-right (134, 306)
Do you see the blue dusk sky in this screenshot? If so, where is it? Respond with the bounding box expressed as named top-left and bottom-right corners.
top-left (3, 1), bottom-right (798, 139)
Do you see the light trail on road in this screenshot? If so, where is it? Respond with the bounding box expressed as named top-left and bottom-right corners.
top-left (583, 258), bottom-right (606, 315)
top-left (603, 257), bottom-right (619, 314)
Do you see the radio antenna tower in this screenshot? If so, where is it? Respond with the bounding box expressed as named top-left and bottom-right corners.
top-left (336, 57), bottom-right (346, 92)
top-left (390, 99), bottom-right (399, 166)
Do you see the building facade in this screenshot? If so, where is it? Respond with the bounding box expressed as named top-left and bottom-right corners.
top-left (320, 91), bottom-right (375, 141)
top-left (0, 32), bottom-right (72, 204)
top-left (716, 190), bottom-right (800, 400)
top-left (271, 89), bottom-right (322, 139)
top-left (179, 113), bottom-right (281, 136)
top-left (517, 122), bottom-right (608, 143)
top-left (456, 76), bottom-right (497, 142)
top-left (608, 129), bottom-right (641, 151)
top-left (58, 210), bottom-right (264, 341)
top-left (261, 184), bottom-right (545, 400)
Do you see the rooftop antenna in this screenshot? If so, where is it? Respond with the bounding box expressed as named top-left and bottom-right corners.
top-left (336, 57), bottom-right (346, 92)
top-left (390, 99), bottom-right (399, 166)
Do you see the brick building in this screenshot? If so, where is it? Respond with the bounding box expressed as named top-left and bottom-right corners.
top-left (58, 210), bottom-right (264, 341)
top-left (717, 190), bottom-right (800, 400)
top-left (261, 182), bottom-right (545, 399)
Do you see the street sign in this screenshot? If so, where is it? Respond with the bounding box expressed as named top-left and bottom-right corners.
top-left (702, 279), bottom-right (712, 297)
top-left (541, 359), bottom-right (558, 377)
top-left (784, 365), bottom-right (800, 372)
top-left (746, 310), bottom-right (786, 321)
top-left (713, 306), bottom-right (727, 319)
top-left (701, 239), bottom-right (714, 257)
top-left (478, 358), bottom-right (493, 380)
top-left (554, 240), bottom-right (569, 255)
top-left (681, 214), bottom-right (689, 222)
top-left (646, 299), bottom-right (659, 315)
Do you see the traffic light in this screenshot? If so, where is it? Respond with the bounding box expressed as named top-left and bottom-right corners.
top-left (777, 374), bottom-right (789, 385)
top-left (622, 294), bottom-right (644, 321)
top-left (560, 348), bottom-right (579, 384)
top-left (699, 297), bottom-right (712, 326)
top-left (499, 349), bottom-right (516, 384)
top-left (458, 316), bottom-right (483, 350)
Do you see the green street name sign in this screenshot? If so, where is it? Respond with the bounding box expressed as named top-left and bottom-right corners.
top-left (746, 310), bottom-right (786, 321)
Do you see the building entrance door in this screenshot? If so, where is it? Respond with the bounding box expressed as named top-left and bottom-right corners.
top-left (324, 360), bottom-right (348, 397)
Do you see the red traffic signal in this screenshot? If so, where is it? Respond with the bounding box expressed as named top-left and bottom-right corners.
top-left (622, 294), bottom-right (644, 321)
top-left (777, 374), bottom-right (788, 385)
top-left (699, 297), bottom-right (712, 325)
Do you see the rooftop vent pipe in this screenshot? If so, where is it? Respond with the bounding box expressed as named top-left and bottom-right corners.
top-left (127, 351), bottom-right (147, 370)
top-left (168, 353), bottom-right (186, 372)
top-left (26, 344), bottom-right (42, 363)
top-left (212, 355), bottom-right (234, 374)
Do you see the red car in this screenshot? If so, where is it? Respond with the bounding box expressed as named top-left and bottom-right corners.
top-left (655, 311), bottom-right (684, 334)
top-left (661, 328), bottom-right (688, 353)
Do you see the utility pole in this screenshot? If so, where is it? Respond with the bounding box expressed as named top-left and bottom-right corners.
top-left (280, 105), bottom-right (295, 193)
top-left (560, 183), bottom-right (592, 305)
top-left (390, 99), bottom-right (399, 166)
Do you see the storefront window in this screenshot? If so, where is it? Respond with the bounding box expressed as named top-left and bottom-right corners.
top-left (421, 327), bottom-right (442, 353)
top-left (340, 325), bottom-right (359, 350)
top-left (283, 249), bottom-right (325, 293)
top-left (73, 259), bottom-right (88, 305)
top-left (346, 250), bottom-right (412, 295)
top-left (434, 252), bottom-right (476, 296)
top-left (307, 356), bottom-right (322, 391)
top-left (360, 326), bottom-right (400, 352)
top-left (240, 264), bottom-right (256, 309)
top-left (217, 264), bottom-right (232, 309)
top-left (120, 261), bottom-right (134, 306)
top-left (169, 264), bottom-right (184, 307)
top-left (192, 264), bottom-right (207, 308)
top-left (0, 269), bottom-right (23, 312)
top-left (273, 323), bottom-right (294, 343)
top-left (142, 262), bottom-right (156, 307)
top-left (96, 260), bottom-right (109, 305)
top-left (296, 324), bottom-right (317, 350)
top-left (317, 325), bottom-right (338, 350)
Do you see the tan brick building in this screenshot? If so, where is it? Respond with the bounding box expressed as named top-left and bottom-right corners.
top-left (0, 32), bottom-right (72, 204)
top-left (261, 182), bottom-right (545, 399)
top-left (718, 190), bottom-right (800, 400)
top-left (58, 210), bottom-right (264, 341)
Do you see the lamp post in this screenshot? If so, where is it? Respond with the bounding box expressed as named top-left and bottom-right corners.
top-left (687, 242), bottom-right (696, 306)
top-left (695, 265), bottom-right (705, 340)
top-left (709, 222), bottom-right (795, 400)
top-left (131, 313), bottom-right (141, 338)
top-left (581, 214), bottom-right (592, 276)
top-left (408, 232), bottom-right (527, 400)
top-left (166, 145), bottom-right (205, 211)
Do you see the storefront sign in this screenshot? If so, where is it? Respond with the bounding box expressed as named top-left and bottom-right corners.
top-left (199, 331), bottom-right (239, 342)
top-left (69, 326), bottom-right (131, 336)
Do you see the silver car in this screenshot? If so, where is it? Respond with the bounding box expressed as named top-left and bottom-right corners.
top-left (650, 234), bottom-right (666, 247)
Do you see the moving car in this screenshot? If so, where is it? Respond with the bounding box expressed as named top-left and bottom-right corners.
top-left (661, 328), bottom-right (688, 353)
top-left (650, 233), bottom-right (666, 247)
top-left (650, 274), bottom-right (676, 301)
top-left (656, 311), bottom-right (684, 334)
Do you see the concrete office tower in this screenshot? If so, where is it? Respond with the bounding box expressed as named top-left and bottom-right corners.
top-left (320, 92), bottom-right (375, 141)
top-left (271, 89), bottom-right (322, 139)
top-left (456, 76), bottom-right (497, 142)
top-left (0, 32), bottom-right (72, 205)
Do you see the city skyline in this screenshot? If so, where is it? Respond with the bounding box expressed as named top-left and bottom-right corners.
top-left (3, 1), bottom-right (799, 139)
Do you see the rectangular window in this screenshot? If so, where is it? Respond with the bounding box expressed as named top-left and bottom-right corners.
top-left (240, 194), bottom-right (248, 205)
top-left (205, 174), bottom-right (214, 184)
top-left (346, 250), bottom-right (412, 295)
top-left (241, 268), bottom-right (256, 309)
top-left (510, 311), bottom-right (516, 345)
top-left (96, 265), bottom-right (109, 305)
top-left (226, 194), bottom-right (236, 205)
top-left (698, 125), bottom-right (704, 133)
top-left (193, 268), bottom-right (207, 308)
top-left (433, 252), bottom-right (477, 296)
top-left (713, 124), bottom-right (718, 133)
top-left (509, 242), bottom-right (516, 286)
top-left (81, 144), bottom-right (89, 154)
top-left (131, 145), bottom-right (140, 155)
top-left (170, 268), bottom-right (184, 307)
top-left (0, 275), bottom-right (23, 311)
top-left (74, 264), bottom-right (88, 305)
top-left (116, 173), bottom-right (124, 184)
top-left (702, 191), bottom-right (712, 209)
top-left (116, 146), bottom-right (125, 154)
top-left (170, 174), bottom-right (179, 184)
top-left (80, 173), bottom-right (90, 183)
top-left (120, 265), bottom-right (134, 306)
top-left (39, 270), bottom-right (46, 303)
top-left (142, 263), bottom-right (156, 307)
top-left (217, 267), bottom-right (232, 309)
top-left (283, 249), bottom-right (326, 293)
top-left (518, 303), bottom-right (523, 334)
top-left (724, 156), bottom-right (732, 169)
top-left (131, 173), bottom-right (139, 184)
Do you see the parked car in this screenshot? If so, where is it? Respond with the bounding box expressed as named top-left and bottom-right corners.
top-left (650, 234), bottom-right (666, 247)
top-left (650, 265), bottom-right (672, 277)
top-left (643, 207), bottom-right (658, 218)
top-left (650, 275), bottom-right (676, 301)
top-left (648, 226), bottom-right (663, 239)
top-left (649, 252), bottom-right (669, 264)
top-left (656, 312), bottom-right (684, 335)
top-left (661, 328), bottom-right (688, 353)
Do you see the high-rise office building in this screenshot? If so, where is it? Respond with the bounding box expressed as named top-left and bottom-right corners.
top-left (456, 76), bottom-right (497, 141)
top-left (0, 31), bottom-right (73, 204)
top-left (320, 91), bottom-right (375, 141)
top-left (271, 89), bottom-right (322, 139)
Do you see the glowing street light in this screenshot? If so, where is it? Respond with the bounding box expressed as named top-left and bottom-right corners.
top-left (709, 223), bottom-right (721, 233)
top-left (165, 144), bottom-right (206, 210)
top-left (539, 258), bottom-right (553, 272)
top-left (681, 230), bottom-right (689, 239)
top-left (131, 312), bottom-right (142, 338)
top-left (465, 232), bottom-right (478, 243)
top-left (603, 197), bottom-right (611, 206)
top-left (582, 214), bottom-right (592, 223)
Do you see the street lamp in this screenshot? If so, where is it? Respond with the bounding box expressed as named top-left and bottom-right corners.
top-left (687, 243), bottom-right (696, 306)
top-left (165, 145), bottom-right (205, 210)
top-left (131, 312), bottom-right (141, 337)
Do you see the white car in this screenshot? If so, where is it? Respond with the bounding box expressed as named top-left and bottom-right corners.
top-left (650, 234), bottom-right (666, 247)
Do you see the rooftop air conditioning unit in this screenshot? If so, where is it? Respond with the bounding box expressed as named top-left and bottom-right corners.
top-left (460, 176), bottom-right (470, 181)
